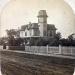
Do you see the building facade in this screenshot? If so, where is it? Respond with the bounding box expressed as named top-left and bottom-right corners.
top-left (20, 10), bottom-right (57, 38)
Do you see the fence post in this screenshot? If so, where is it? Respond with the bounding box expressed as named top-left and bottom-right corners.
top-left (29, 46), bottom-right (31, 53)
top-left (73, 68), bottom-right (75, 75)
top-left (47, 45), bottom-right (48, 54)
top-left (24, 46), bottom-right (26, 50)
top-left (59, 44), bottom-right (62, 54)
top-left (71, 47), bottom-right (73, 55)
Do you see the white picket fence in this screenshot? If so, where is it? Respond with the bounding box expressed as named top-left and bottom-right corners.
top-left (0, 46), bottom-right (3, 49)
top-left (25, 46), bottom-right (75, 56)
top-left (0, 45), bottom-right (9, 50)
top-left (0, 45), bottom-right (75, 56)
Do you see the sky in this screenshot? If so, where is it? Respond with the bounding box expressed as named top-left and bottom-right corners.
top-left (0, 0), bottom-right (75, 38)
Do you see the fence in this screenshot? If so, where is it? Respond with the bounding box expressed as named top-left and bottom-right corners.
top-left (0, 45), bottom-right (75, 56)
top-left (0, 45), bottom-right (3, 49)
top-left (25, 45), bottom-right (75, 56)
top-left (0, 45), bottom-right (8, 50)
top-left (8, 46), bottom-right (25, 50)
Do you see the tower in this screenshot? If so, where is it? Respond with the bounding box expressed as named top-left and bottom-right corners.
top-left (37, 10), bottom-right (48, 37)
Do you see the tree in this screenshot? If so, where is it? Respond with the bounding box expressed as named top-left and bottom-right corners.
top-left (68, 34), bottom-right (75, 46)
top-left (55, 32), bottom-right (61, 40)
top-left (0, 37), bottom-right (4, 45)
top-left (59, 34), bottom-right (75, 46)
top-left (6, 29), bottom-right (18, 46)
top-left (49, 32), bottom-right (61, 46)
top-left (6, 29), bottom-right (17, 38)
top-left (15, 38), bottom-right (24, 46)
top-left (60, 38), bottom-right (70, 46)
top-left (0, 37), bottom-right (8, 45)
top-left (8, 36), bottom-right (15, 46)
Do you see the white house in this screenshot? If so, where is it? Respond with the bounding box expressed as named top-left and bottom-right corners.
top-left (19, 10), bottom-right (57, 38)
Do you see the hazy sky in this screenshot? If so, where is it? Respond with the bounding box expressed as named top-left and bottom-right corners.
top-left (0, 0), bottom-right (75, 38)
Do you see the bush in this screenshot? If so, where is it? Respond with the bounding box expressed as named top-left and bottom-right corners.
top-left (8, 46), bottom-right (25, 50)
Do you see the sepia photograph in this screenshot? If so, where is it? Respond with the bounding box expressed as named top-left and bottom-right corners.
top-left (0, 0), bottom-right (75, 75)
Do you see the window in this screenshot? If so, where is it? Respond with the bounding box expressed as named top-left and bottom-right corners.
top-left (44, 31), bottom-right (47, 36)
top-left (25, 32), bottom-right (27, 36)
top-left (50, 31), bottom-right (52, 36)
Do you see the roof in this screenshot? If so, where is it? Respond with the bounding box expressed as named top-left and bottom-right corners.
top-left (20, 25), bottom-right (28, 31)
top-left (20, 23), bottom-right (56, 31)
top-left (31, 23), bottom-right (39, 29)
top-left (47, 24), bottom-right (57, 30)
top-left (37, 10), bottom-right (48, 17)
top-left (20, 23), bottom-right (39, 31)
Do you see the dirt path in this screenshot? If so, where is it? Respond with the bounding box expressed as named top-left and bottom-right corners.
top-left (1, 50), bottom-right (74, 75)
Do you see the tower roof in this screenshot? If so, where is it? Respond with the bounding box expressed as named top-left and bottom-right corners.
top-left (37, 10), bottom-right (48, 17)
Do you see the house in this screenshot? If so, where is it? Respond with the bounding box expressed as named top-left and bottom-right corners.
top-left (19, 10), bottom-right (57, 38)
